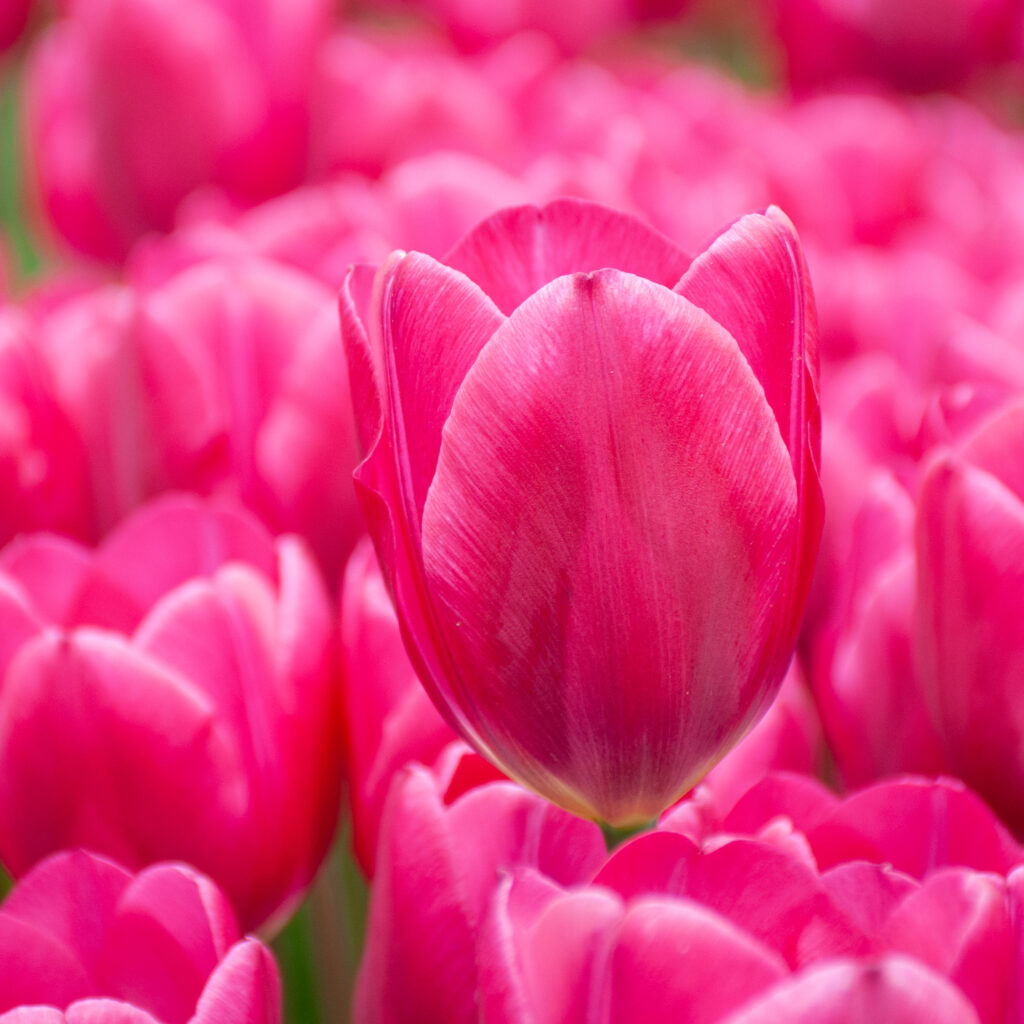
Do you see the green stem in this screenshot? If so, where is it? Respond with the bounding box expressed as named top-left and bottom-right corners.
top-left (600, 819), bottom-right (656, 852)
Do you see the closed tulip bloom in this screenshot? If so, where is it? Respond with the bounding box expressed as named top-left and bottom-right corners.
top-left (24, 0), bottom-right (330, 262)
top-left (341, 198), bottom-right (821, 826)
top-left (0, 495), bottom-right (341, 932)
top-left (0, 850), bottom-right (280, 1024)
top-left (916, 399), bottom-right (1024, 835)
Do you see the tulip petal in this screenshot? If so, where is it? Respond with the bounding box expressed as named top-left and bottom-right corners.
top-left (445, 199), bottom-right (691, 316)
top-left (354, 767), bottom-right (477, 1024)
top-left (422, 270), bottom-right (798, 823)
top-left (97, 864), bottom-right (240, 1024)
top-left (71, 495), bottom-right (276, 633)
top-left (190, 940), bottom-right (281, 1024)
top-left (0, 535), bottom-right (92, 627)
top-left (378, 252), bottom-right (504, 526)
top-left (0, 630), bottom-right (244, 879)
top-left (0, 850), bottom-right (129, 974)
top-left (676, 208), bottom-right (821, 657)
top-left (608, 899), bottom-right (788, 1024)
top-left (879, 869), bottom-right (1011, 1024)
top-left (65, 1003), bottom-right (161, 1024)
top-left (806, 777), bottom-right (1022, 878)
top-left (720, 957), bottom-right (982, 1024)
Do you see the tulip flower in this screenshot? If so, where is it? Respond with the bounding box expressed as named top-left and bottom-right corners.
top-left (0, 495), bottom-right (341, 932)
top-left (0, 849), bottom-right (280, 1023)
top-left (764, 0), bottom-right (1017, 91)
top-left (341, 198), bottom-right (821, 826)
top-left (916, 399), bottom-right (1024, 835)
top-left (355, 765), bottom-right (607, 1023)
top-left (35, 256), bottom-right (364, 583)
top-left (24, 0), bottom-right (331, 261)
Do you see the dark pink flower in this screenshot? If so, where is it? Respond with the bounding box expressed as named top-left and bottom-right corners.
top-left (0, 495), bottom-right (341, 932)
top-left (341, 198), bottom-right (821, 826)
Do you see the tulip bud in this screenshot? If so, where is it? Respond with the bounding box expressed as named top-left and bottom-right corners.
top-left (341, 198), bottom-right (822, 826)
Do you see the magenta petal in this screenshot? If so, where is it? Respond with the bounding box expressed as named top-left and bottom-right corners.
top-left (720, 957), bottom-right (982, 1024)
top-left (879, 869), bottom-right (1012, 1024)
top-left (64, 1003), bottom-right (161, 1024)
top-left (445, 199), bottom-right (691, 316)
top-left (354, 767), bottom-right (476, 1024)
top-left (821, 862), bottom-right (918, 943)
top-left (97, 864), bottom-right (239, 1024)
top-left (486, 885), bottom-right (623, 1024)
top-left (421, 270), bottom-right (798, 823)
top-left (0, 535), bottom-right (92, 627)
top-left (806, 777), bottom-right (1023, 878)
top-left (0, 629), bottom-right (243, 879)
top-left (339, 263), bottom-right (384, 457)
top-left (190, 940), bottom-right (281, 1024)
top-left (445, 783), bottom-right (605, 923)
top-left (0, 913), bottom-right (95, 1011)
top-left (377, 252), bottom-right (504, 526)
top-left (676, 207), bottom-right (822, 652)
top-left (608, 899), bottom-right (787, 1024)
top-left (0, 850), bottom-right (129, 971)
top-left (71, 495), bottom-right (276, 633)
top-left (0, 1010), bottom-right (67, 1024)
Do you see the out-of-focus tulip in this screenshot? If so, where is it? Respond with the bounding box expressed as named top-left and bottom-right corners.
top-left (36, 256), bottom-right (363, 583)
top-left (311, 31), bottom-right (516, 180)
top-left (0, 849), bottom-right (280, 1023)
top-left (916, 399), bottom-right (1024, 835)
top-left (0, 310), bottom-right (93, 544)
top-left (0, 495), bottom-right (341, 932)
top-left (24, 0), bottom-right (331, 261)
top-left (404, 0), bottom-right (630, 54)
top-left (355, 766), bottom-right (607, 1023)
top-left (341, 198), bottom-right (821, 826)
top-left (765, 0), bottom-right (1017, 91)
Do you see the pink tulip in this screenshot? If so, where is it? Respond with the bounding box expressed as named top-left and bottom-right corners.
top-left (341, 198), bottom-right (821, 826)
top-left (35, 256), bottom-right (363, 583)
top-left (24, 0), bottom-right (331, 262)
top-left (355, 766), bottom-right (607, 1023)
top-left (0, 849), bottom-right (280, 1024)
top-left (310, 30), bottom-right (516, 180)
top-left (916, 399), bottom-right (1024, 835)
top-left (765, 0), bottom-right (1017, 91)
top-left (0, 495), bottom-right (341, 932)
top-left (374, 771), bottom-right (1023, 1021)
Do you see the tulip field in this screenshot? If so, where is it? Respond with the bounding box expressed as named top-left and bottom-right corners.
top-left (4, 1), bottom-right (1024, 1021)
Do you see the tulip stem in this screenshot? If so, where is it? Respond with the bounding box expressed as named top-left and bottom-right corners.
top-left (600, 819), bottom-right (656, 851)
top-left (0, 866), bottom-right (10, 900)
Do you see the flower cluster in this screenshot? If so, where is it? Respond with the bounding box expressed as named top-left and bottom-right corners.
top-left (2, 0), bottom-right (1024, 1020)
